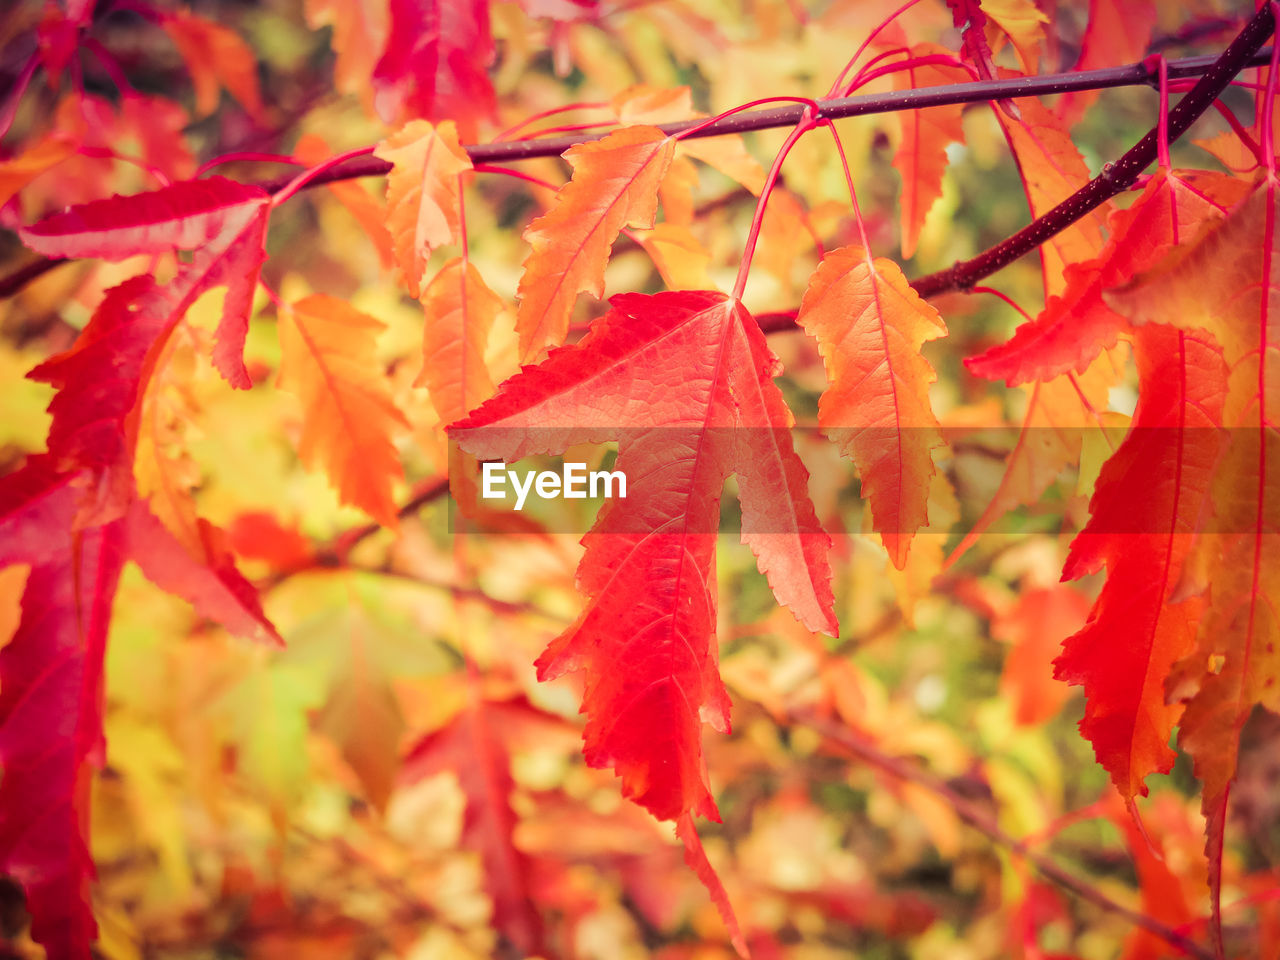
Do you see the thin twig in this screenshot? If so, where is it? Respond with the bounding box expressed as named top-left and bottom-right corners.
top-left (912, 4), bottom-right (1276, 298)
top-left (797, 711), bottom-right (1216, 960)
top-left (0, 40), bottom-right (1272, 300)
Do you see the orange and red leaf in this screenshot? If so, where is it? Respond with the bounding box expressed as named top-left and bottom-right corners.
top-left (515, 125), bottom-right (675, 361)
top-left (797, 246), bottom-right (947, 569)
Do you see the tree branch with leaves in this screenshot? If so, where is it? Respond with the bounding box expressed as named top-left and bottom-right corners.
top-left (1, 1), bottom-right (1279, 958)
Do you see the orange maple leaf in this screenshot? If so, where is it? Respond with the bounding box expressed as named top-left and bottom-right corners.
top-left (797, 245), bottom-right (947, 569)
top-left (276, 294), bottom-right (409, 528)
top-left (374, 119), bottom-right (472, 298)
top-left (515, 125), bottom-right (675, 361)
top-left (415, 257), bottom-right (502, 425)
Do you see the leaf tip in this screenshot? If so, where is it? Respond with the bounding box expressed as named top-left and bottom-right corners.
top-left (677, 813), bottom-right (749, 959)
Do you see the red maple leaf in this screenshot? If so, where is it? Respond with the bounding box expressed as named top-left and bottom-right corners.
top-left (371, 0), bottom-right (497, 134)
top-left (0, 457), bottom-right (124, 958)
top-left (20, 176), bottom-right (271, 390)
top-left (451, 289), bottom-right (838, 953)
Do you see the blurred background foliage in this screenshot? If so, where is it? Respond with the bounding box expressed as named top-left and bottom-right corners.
top-left (1, 0), bottom-right (1278, 958)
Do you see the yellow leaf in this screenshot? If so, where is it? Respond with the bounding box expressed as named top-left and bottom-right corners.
top-left (659, 152), bottom-right (699, 226)
top-left (753, 187), bottom-right (813, 291)
top-left (678, 135), bottom-right (765, 195)
top-left (277, 294), bottom-right (409, 527)
top-left (374, 120), bottom-right (473, 298)
top-left (982, 0), bottom-right (1049, 73)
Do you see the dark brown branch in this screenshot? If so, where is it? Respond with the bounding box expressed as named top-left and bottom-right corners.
top-left (274, 44), bottom-right (1274, 179)
top-left (0, 255), bottom-right (66, 299)
top-left (0, 36), bottom-right (1272, 301)
top-left (911, 4), bottom-right (1276, 298)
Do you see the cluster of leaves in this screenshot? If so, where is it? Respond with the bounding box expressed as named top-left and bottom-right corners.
top-left (1, 0), bottom-right (1279, 958)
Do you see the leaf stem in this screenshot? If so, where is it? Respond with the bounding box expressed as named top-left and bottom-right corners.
top-left (732, 114), bottom-right (818, 300)
top-left (269, 145), bottom-right (376, 208)
top-left (827, 0), bottom-right (925, 97)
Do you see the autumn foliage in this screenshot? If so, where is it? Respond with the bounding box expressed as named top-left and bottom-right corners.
top-left (1, 0), bottom-right (1280, 958)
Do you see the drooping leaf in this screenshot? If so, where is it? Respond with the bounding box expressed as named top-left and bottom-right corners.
top-left (658, 153), bottom-right (700, 226)
top-left (981, 0), bottom-right (1048, 74)
top-left (1106, 178), bottom-right (1280, 943)
top-left (1054, 324), bottom-right (1227, 802)
top-left (415, 257), bottom-right (502, 425)
top-left (893, 45), bottom-right (969, 259)
top-left (944, 0), bottom-right (998, 80)
top-left (515, 125), bottom-right (675, 361)
top-left (373, 120), bottom-right (472, 299)
top-left (20, 177), bottom-right (272, 388)
top-left (753, 187), bottom-right (815, 290)
top-left (161, 11), bottom-right (265, 121)
top-left (276, 294), bottom-right (409, 528)
top-left (796, 245), bottom-right (947, 569)
top-left (966, 169), bottom-right (1248, 385)
top-left (0, 458), bottom-right (127, 960)
top-left (451, 289), bottom-right (838, 948)
top-left (631, 222), bottom-right (717, 291)
top-left (371, 0), bottom-right (496, 134)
